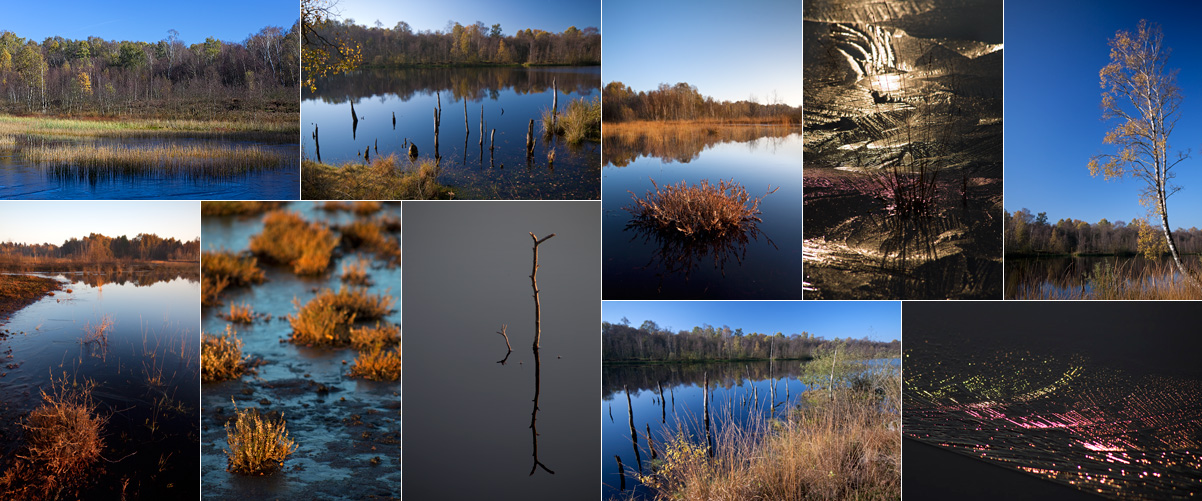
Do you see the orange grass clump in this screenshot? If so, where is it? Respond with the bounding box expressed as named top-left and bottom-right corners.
top-left (201, 326), bottom-right (247, 382)
top-left (288, 287), bottom-right (395, 346)
top-left (202, 250), bottom-right (265, 306)
top-left (225, 403), bottom-right (296, 475)
top-left (349, 322), bottom-right (401, 350)
top-left (249, 210), bottom-right (339, 275)
top-left (626, 179), bottom-right (776, 238)
top-left (349, 346), bottom-right (402, 381)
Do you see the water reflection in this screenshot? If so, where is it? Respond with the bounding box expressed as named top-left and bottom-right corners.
top-left (603, 124), bottom-right (800, 167)
top-left (305, 67), bottom-right (599, 104)
top-left (622, 220), bottom-right (775, 295)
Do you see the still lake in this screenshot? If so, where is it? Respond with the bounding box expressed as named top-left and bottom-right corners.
top-left (1006, 254), bottom-right (1202, 299)
top-left (0, 268), bottom-right (199, 498)
top-left (602, 132), bottom-right (803, 299)
top-left (302, 66), bottom-right (601, 199)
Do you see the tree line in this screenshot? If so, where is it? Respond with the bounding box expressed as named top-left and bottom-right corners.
top-left (310, 18), bottom-right (599, 68)
top-left (0, 233), bottom-right (200, 265)
top-left (1006, 208), bottom-right (1202, 256)
top-left (602, 81), bottom-right (802, 123)
top-left (602, 319), bottom-right (899, 363)
top-left (0, 24), bottom-right (299, 115)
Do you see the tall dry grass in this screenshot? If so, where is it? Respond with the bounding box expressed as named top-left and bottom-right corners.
top-left (626, 179), bottom-right (776, 238)
top-left (542, 96), bottom-right (601, 144)
top-left (301, 155), bottom-right (453, 200)
top-left (28, 143), bottom-right (283, 179)
top-left (248, 211), bottom-right (340, 275)
top-left (0, 375), bottom-right (106, 498)
top-left (1015, 259), bottom-right (1202, 300)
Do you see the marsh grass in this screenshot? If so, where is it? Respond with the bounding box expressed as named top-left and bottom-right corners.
top-left (301, 156), bottom-right (453, 200)
top-left (1016, 259), bottom-right (1202, 300)
top-left (202, 250), bottom-right (265, 306)
top-left (0, 115), bottom-right (296, 142)
top-left (349, 322), bottom-right (401, 350)
top-left (201, 201), bottom-right (286, 216)
top-left (337, 218), bottom-right (402, 265)
top-left (542, 96), bottom-right (601, 144)
top-left (81, 315), bottom-right (114, 346)
top-left (626, 179), bottom-right (776, 238)
top-left (635, 369), bottom-right (900, 500)
top-left (249, 211), bottom-right (340, 275)
top-left (340, 257), bottom-right (373, 286)
top-left (0, 375), bottom-right (106, 498)
top-left (28, 143), bottom-right (284, 180)
top-left (201, 326), bottom-right (247, 383)
top-left (224, 403), bottom-right (296, 475)
top-left (288, 287), bottom-right (396, 346)
top-left (349, 346), bottom-right (403, 381)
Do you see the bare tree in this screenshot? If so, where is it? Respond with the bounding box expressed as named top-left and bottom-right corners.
top-left (1089, 20), bottom-right (1198, 287)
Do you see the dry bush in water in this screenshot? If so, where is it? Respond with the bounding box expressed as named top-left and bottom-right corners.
top-left (0, 375), bottom-right (106, 498)
top-left (349, 346), bottom-right (402, 381)
top-left (249, 210), bottom-right (340, 275)
top-left (202, 250), bottom-right (265, 306)
top-left (225, 403), bottom-right (296, 475)
top-left (202, 326), bottom-right (247, 383)
top-left (288, 287), bottom-right (395, 346)
top-left (626, 179), bottom-right (776, 238)
top-left (220, 302), bottom-right (259, 324)
top-left (340, 257), bottom-right (373, 286)
top-left (349, 322), bottom-right (401, 350)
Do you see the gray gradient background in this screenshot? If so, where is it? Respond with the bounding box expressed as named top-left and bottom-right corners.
top-left (402, 201), bottom-right (600, 499)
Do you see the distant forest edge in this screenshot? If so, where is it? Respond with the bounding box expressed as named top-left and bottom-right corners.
top-left (311, 19), bottom-right (599, 68)
top-left (602, 320), bottom-right (898, 363)
top-left (0, 233), bottom-right (200, 267)
top-left (0, 25), bottom-right (299, 118)
top-left (1006, 208), bottom-right (1202, 257)
top-left (602, 81), bottom-right (802, 123)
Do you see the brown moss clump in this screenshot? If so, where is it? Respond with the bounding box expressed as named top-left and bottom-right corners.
top-left (225, 404), bottom-right (296, 475)
top-left (626, 178), bottom-right (776, 238)
top-left (288, 287), bottom-right (395, 346)
top-left (202, 250), bottom-right (265, 306)
top-left (249, 210), bottom-right (339, 275)
top-left (349, 322), bottom-right (401, 351)
top-left (349, 346), bottom-right (402, 381)
top-left (0, 376), bottom-right (106, 498)
top-left (202, 326), bottom-right (246, 382)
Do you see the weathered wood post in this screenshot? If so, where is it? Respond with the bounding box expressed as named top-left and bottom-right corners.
top-left (658, 380), bottom-right (666, 423)
top-left (526, 119), bottom-right (535, 156)
top-left (529, 232), bottom-right (555, 349)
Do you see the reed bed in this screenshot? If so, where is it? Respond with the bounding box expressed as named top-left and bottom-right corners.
top-left (288, 287), bottom-right (396, 346)
top-left (225, 403), bottom-right (296, 475)
top-left (340, 257), bottom-right (373, 286)
top-left (202, 250), bottom-right (265, 306)
top-left (248, 211), bottom-right (339, 276)
top-left (349, 322), bottom-right (401, 351)
top-left (349, 346), bottom-right (403, 381)
top-left (0, 375), bottom-right (106, 498)
top-left (626, 179), bottom-right (775, 238)
top-left (201, 201), bottom-right (286, 216)
top-left (27, 143), bottom-right (282, 180)
top-left (0, 115), bottom-right (296, 139)
top-left (202, 326), bottom-right (247, 383)
top-left (301, 156), bottom-right (453, 200)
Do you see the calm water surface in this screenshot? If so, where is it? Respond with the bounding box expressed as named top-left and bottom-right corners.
top-left (1006, 255), bottom-right (1202, 299)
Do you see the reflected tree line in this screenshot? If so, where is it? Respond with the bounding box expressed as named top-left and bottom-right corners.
top-left (602, 81), bottom-right (801, 123)
top-left (602, 319), bottom-right (898, 363)
top-left (604, 124), bottom-right (796, 166)
top-left (311, 19), bottom-right (599, 67)
top-left (601, 360), bottom-right (810, 400)
top-left (0, 25), bottom-right (299, 116)
top-left (1006, 208), bottom-right (1202, 256)
top-left (305, 66), bottom-right (598, 103)
top-left (0, 233), bottom-right (200, 267)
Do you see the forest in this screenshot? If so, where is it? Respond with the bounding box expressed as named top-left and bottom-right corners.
top-left (601, 81), bottom-right (801, 123)
top-left (1005, 208), bottom-right (1202, 256)
top-left (0, 25), bottom-right (299, 117)
top-left (0, 233), bottom-right (200, 265)
top-left (311, 18), bottom-right (599, 67)
top-left (602, 319), bottom-right (898, 362)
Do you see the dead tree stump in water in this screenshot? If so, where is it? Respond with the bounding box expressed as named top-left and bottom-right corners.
top-left (526, 119), bottom-right (535, 156)
top-left (529, 232), bottom-right (555, 349)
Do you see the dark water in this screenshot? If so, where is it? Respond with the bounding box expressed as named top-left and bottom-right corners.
top-left (0, 270), bottom-right (199, 498)
top-left (602, 134), bottom-right (803, 299)
top-left (905, 301), bottom-right (1202, 499)
top-left (0, 136), bottom-right (298, 200)
top-left (403, 201), bottom-right (600, 499)
top-left (1006, 255), bottom-right (1202, 299)
top-left (303, 66), bottom-right (601, 199)
top-left (200, 202), bottom-right (402, 499)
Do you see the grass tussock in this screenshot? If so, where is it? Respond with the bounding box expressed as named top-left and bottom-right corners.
top-left (337, 218), bottom-right (402, 265)
top-left (220, 302), bottom-right (258, 324)
top-left (28, 143), bottom-right (283, 180)
top-left (349, 322), bottom-right (401, 350)
top-left (202, 326), bottom-right (247, 383)
top-left (349, 346), bottom-right (403, 381)
top-left (542, 96), bottom-right (601, 144)
top-left (202, 250), bottom-right (265, 306)
top-left (626, 179), bottom-right (776, 238)
top-left (340, 257), bottom-right (373, 286)
top-left (225, 403), bottom-right (296, 475)
top-left (638, 369), bottom-right (900, 500)
top-left (248, 211), bottom-right (340, 275)
top-left (0, 375), bottom-right (106, 498)
top-left (201, 201), bottom-right (286, 216)
top-left (288, 287), bottom-right (396, 346)
top-left (301, 155), bottom-right (454, 200)
top-left (318, 201), bottom-right (382, 215)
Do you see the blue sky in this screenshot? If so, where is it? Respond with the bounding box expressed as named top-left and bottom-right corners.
top-left (1006, 0), bottom-right (1202, 229)
top-left (0, 0), bottom-right (297, 44)
top-left (336, 0), bottom-right (599, 35)
top-left (0, 202), bottom-right (198, 244)
top-left (602, 301), bottom-right (900, 342)
top-left (603, 0), bottom-right (802, 106)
